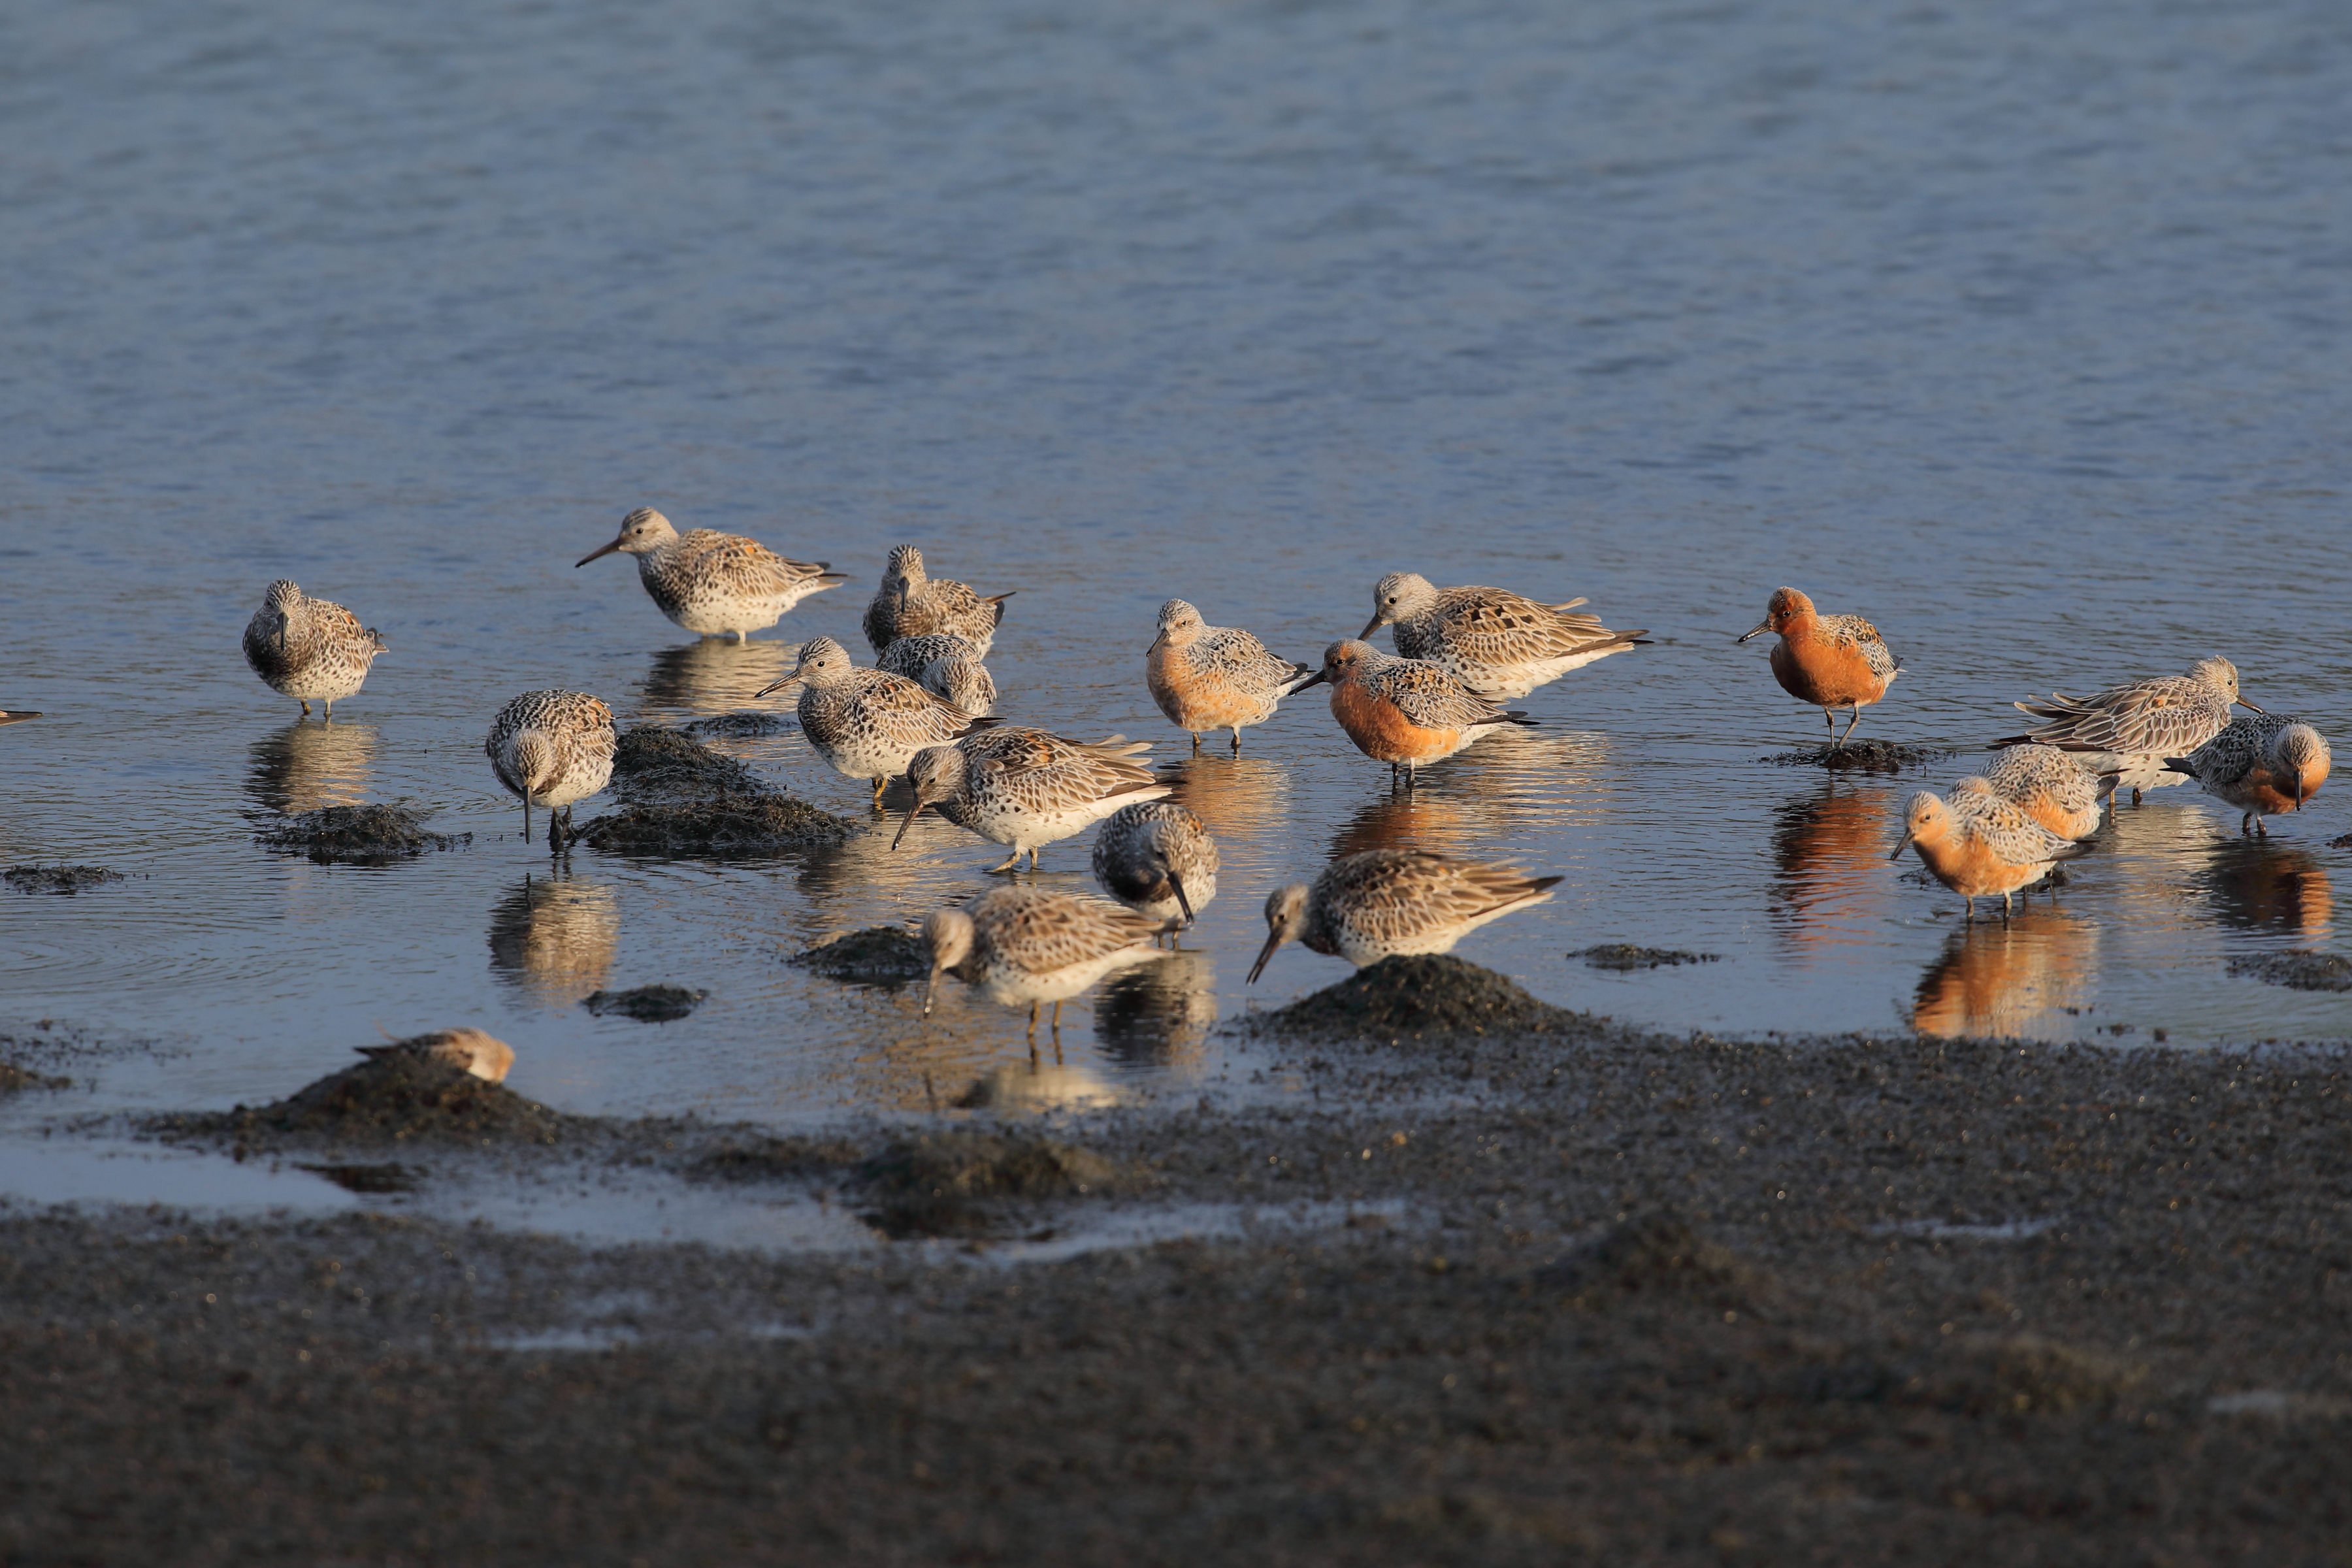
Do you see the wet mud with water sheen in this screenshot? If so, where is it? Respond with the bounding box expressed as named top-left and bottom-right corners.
top-left (1, 0), bottom-right (2348, 1197)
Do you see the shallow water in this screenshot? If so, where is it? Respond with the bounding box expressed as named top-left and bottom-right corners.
top-left (4, 0), bottom-right (2349, 1170)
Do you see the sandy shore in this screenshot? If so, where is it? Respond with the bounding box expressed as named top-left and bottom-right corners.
top-left (5, 966), bottom-right (2350, 1564)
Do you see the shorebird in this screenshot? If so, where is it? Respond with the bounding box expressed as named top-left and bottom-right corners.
top-left (576, 508), bottom-right (845, 641)
top-left (1247, 849), bottom-right (1561, 981)
top-left (1358, 572), bottom-right (1650, 700)
top-left (1145, 598), bottom-right (1316, 752)
top-left (2164, 713), bottom-right (2331, 836)
top-left (1966, 744), bottom-right (2112, 841)
top-left (1738, 587), bottom-right (1900, 748)
top-left (485, 690), bottom-right (617, 850)
top-left (862, 544), bottom-right (1014, 658)
top-left (0, 708), bottom-right (42, 726)
top-left (241, 580), bottom-right (387, 719)
top-left (1294, 640), bottom-right (1535, 788)
top-left (1995, 656), bottom-right (2259, 806)
top-left (875, 630), bottom-right (998, 717)
top-left (894, 729), bottom-right (1169, 872)
top-left (1090, 800), bottom-right (1218, 935)
top-left (755, 635), bottom-right (987, 807)
top-left (921, 887), bottom-right (1171, 1043)
top-left (1889, 784), bottom-right (2085, 921)
top-left (357, 1028), bottom-right (515, 1083)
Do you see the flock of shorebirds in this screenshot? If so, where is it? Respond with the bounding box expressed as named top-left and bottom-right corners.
top-left (231, 508), bottom-right (2333, 1041)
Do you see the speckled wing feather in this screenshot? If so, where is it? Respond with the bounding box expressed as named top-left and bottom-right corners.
top-left (1312, 849), bottom-right (1558, 951)
top-left (819, 670), bottom-right (975, 747)
top-left (674, 529), bottom-right (834, 595)
top-left (972, 887), bottom-right (1166, 972)
top-left (1949, 789), bottom-right (2079, 865)
top-left (1366, 657), bottom-right (1518, 731)
top-left (2005, 676), bottom-right (2229, 755)
top-left (1409, 586), bottom-right (1623, 661)
top-left (1982, 744), bottom-right (2104, 821)
top-left (2176, 713), bottom-right (2293, 789)
top-left (1814, 614), bottom-right (1901, 683)
top-left (1192, 625), bottom-right (1315, 696)
top-left (985, 749), bottom-right (1163, 817)
top-left (877, 632), bottom-right (984, 679)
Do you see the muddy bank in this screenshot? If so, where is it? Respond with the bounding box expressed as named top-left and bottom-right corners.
top-left (2229, 952), bottom-right (2352, 992)
top-left (14, 987), bottom-right (2352, 1563)
top-left (148, 1049), bottom-right (588, 1152)
top-left (577, 794), bottom-right (856, 855)
top-left (1255, 954), bottom-right (1598, 1043)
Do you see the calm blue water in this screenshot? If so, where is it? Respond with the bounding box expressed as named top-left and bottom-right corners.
top-left (3, 0), bottom-right (2348, 1158)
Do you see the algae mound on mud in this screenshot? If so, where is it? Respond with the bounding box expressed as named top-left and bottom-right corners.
top-left (578, 725), bottom-right (855, 854)
top-left (1573, 943), bottom-right (1720, 972)
top-left (789, 926), bottom-right (931, 986)
top-left (4, 864), bottom-right (125, 895)
top-left (248, 803), bottom-right (470, 864)
top-left (2228, 952), bottom-right (2352, 992)
top-left (583, 984), bottom-right (708, 1021)
top-left (153, 1051), bottom-right (583, 1149)
top-left (1759, 738), bottom-right (1953, 772)
top-left (1260, 954), bottom-right (1592, 1042)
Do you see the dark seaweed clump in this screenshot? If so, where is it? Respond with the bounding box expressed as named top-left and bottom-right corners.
top-left (684, 712), bottom-right (794, 739)
top-left (1259, 954), bottom-right (1592, 1043)
top-left (578, 794), bottom-right (855, 854)
top-left (579, 725), bottom-right (855, 854)
top-left (2227, 952), bottom-right (2352, 993)
top-left (0, 1060), bottom-right (70, 1094)
top-left (3, 864), bottom-right (124, 894)
top-left (152, 1053), bottom-right (582, 1150)
top-left (248, 803), bottom-right (470, 864)
top-left (1573, 943), bottom-right (1721, 972)
top-left (608, 726), bottom-right (768, 802)
top-left (789, 926), bottom-right (932, 986)
top-left (852, 1132), bottom-right (1135, 1239)
top-left (297, 1161), bottom-right (421, 1194)
top-left (683, 1134), bottom-right (866, 1184)
top-left (583, 984), bottom-right (708, 1022)
top-left (1759, 738), bottom-right (1953, 773)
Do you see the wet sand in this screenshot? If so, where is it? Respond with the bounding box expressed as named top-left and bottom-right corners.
top-left (5, 975), bottom-right (2350, 1565)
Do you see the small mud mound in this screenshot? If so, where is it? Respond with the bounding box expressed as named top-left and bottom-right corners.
top-left (2227, 953), bottom-right (2352, 992)
top-left (609, 726), bottom-right (768, 801)
top-left (1260, 955), bottom-right (1588, 1042)
top-left (1906, 1334), bottom-right (2146, 1416)
top-left (577, 794), bottom-right (856, 855)
top-left (853, 1132), bottom-right (1135, 1239)
top-left (1533, 1213), bottom-right (1784, 1316)
top-left (249, 802), bottom-right (470, 864)
top-left (685, 713), bottom-right (792, 739)
top-left (0, 1060), bottom-right (70, 1094)
top-left (154, 1053), bottom-right (582, 1149)
top-left (584, 984), bottom-right (708, 1022)
top-left (1573, 944), bottom-right (1720, 972)
top-left (1761, 739), bottom-right (1953, 773)
top-left (789, 926), bottom-right (931, 986)
top-left (683, 1134), bottom-right (866, 1184)
top-left (298, 1161), bottom-right (421, 1194)
top-left (3, 864), bottom-right (125, 894)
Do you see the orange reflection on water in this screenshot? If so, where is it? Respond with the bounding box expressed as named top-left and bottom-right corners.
top-left (637, 638), bottom-right (800, 719)
top-left (1328, 727), bottom-right (1614, 859)
top-left (244, 720), bottom-right (376, 815)
top-left (1770, 781), bottom-right (1902, 951)
top-left (487, 870), bottom-right (621, 1007)
top-left (2198, 841), bottom-right (2332, 935)
top-left (1911, 909), bottom-right (2100, 1038)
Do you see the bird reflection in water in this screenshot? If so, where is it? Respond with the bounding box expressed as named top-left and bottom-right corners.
top-left (245, 720), bottom-right (377, 815)
top-left (1910, 909), bottom-right (2099, 1038)
top-left (2197, 840), bottom-right (2332, 935)
top-left (953, 1059), bottom-right (1125, 1112)
top-left (487, 870), bottom-right (621, 1006)
top-left (1330, 727), bottom-right (1611, 859)
top-left (1157, 754), bottom-right (1294, 863)
top-left (639, 638), bottom-right (800, 719)
top-left (1093, 948), bottom-right (1215, 1070)
top-left (1770, 781), bottom-right (1903, 951)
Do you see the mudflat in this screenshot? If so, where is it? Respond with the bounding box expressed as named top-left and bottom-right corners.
top-left (4, 965), bottom-right (2348, 1564)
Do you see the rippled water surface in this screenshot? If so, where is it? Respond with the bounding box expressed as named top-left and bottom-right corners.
top-left (4, 0), bottom-right (2349, 1156)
